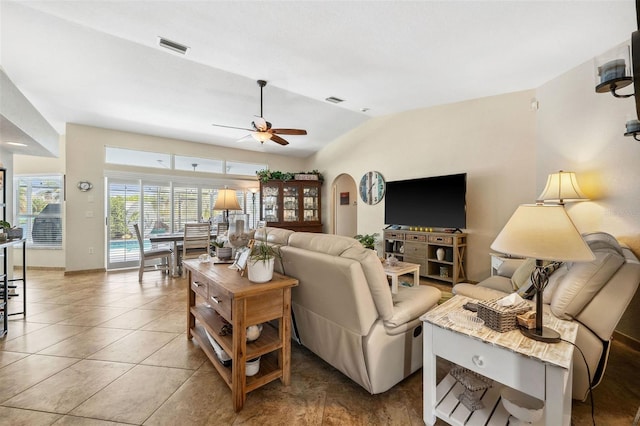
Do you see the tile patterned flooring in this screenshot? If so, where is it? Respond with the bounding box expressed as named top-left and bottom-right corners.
top-left (0, 269), bottom-right (638, 425)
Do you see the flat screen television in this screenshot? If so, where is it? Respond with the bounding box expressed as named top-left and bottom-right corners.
top-left (384, 173), bottom-right (467, 230)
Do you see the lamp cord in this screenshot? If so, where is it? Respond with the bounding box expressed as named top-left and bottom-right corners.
top-left (561, 338), bottom-right (595, 426)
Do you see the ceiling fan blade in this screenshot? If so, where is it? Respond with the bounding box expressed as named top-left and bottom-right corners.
top-left (236, 134), bottom-right (253, 142)
top-left (270, 134), bottom-right (289, 145)
top-left (271, 128), bottom-right (307, 135)
top-left (212, 123), bottom-right (254, 132)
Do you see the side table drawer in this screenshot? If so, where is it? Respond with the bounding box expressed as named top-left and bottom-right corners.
top-left (432, 326), bottom-right (545, 399)
top-left (190, 271), bottom-right (208, 300)
top-left (208, 281), bottom-right (232, 322)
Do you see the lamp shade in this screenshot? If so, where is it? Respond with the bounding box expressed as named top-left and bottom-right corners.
top-left (537, 171), bottom-right (587, 204)
top-left (490, 204), bottom-right (595, 262)
top-left (213, 189), bottom-right (241, 211)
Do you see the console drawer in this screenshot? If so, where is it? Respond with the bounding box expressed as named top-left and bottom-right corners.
top-left (208, 281), bottom-right (232, 322)
top-left (428, 235), bottom-right (453, 244)
top-left (190, 272), bottom-right (208, 300)
top-left (431, 326), bottom-right (545, 399)
top-left (404, 241), bottom-right (427, 257)
top-left (385, 231), bottom-right (405, 240)
top-left (406, 233), bottom-right (426, 242)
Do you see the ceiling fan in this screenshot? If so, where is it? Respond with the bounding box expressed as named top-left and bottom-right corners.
top-left (212, 79), bottom-right (307, 146)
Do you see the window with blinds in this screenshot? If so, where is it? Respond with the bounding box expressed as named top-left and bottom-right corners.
top-left (15, 175), bottom-right (64, 248)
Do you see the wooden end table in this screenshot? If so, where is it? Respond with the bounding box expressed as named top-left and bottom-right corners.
top-left (421, 295), bottom-right (578, 426)
top-left (383, 260), bottom-right (420, 293)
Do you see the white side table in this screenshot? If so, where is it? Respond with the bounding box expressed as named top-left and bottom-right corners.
top-left (383, 261), bottom-right (420, 293)
top-left (421, 295), bottom-right (578, 426)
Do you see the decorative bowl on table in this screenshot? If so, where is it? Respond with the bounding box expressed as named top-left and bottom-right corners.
top-left (501, 386), bottom-right (544, 425)
top-left (447, 310), bottom-right (485, 331)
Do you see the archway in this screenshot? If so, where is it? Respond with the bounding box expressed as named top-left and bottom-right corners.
top-left (331, 173), bottom-right (357, 236)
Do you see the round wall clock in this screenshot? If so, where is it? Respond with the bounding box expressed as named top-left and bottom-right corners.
top-left (77, 181), bottom-right (93, 192)
top-left (359, 171), bottom-right (386, 205)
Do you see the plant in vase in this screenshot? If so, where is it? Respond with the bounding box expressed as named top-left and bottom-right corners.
top-left (211, 239), bottom-right (232, 260)
top-left (247, 235), bottom-right (281, 283)
top-left (354, 233), bottom-right (379, 250)
top-left (0, 220), bottom-right (9, 241)
top-left (0, 220), bottom-right (23, 240)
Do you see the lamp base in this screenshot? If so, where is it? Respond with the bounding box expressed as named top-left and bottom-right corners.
top-left (520, 326), bottom-right (561, 343)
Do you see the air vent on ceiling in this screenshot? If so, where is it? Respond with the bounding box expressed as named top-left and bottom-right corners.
top-left (325, 96), bottom-right (344, 104)
top-left (158, 37), bottom-right (190, 55)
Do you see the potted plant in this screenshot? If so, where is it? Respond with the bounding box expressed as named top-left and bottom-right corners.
top-left (0, 220), bottom-right (9, 241)
top-left (211, 239), bottom-right (232, 260)
top-left (247, 235), bottom-right (281, 283)
top-left (354, 233), bottom-right (379, 250)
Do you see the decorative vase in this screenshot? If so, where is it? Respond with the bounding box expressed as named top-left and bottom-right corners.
top-left (436, 247), bottom-right (445, 261)
top-left (216, 247), bottom-right (232, 260)
top-left (247, 257), bottom-right (275, 283)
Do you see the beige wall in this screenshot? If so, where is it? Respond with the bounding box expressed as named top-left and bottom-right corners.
top-left (311, 90), bottom-right (538, 280)
top-left (536, 54), bottom-right (640, 341)
top-left (62, 124), bottom-right (305, 272)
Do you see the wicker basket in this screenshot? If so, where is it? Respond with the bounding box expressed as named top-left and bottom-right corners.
top-left (477, 298), bottom-right (531, 332)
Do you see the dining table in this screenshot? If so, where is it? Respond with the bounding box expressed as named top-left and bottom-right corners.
top-left (149, 231), bottom-right (218, 276)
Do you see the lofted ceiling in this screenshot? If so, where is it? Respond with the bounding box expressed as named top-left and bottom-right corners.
top-left (0, 1), bottom-right (636, 158)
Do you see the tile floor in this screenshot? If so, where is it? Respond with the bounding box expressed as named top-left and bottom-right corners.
top-left (0, 269), bottom-right (638, 425)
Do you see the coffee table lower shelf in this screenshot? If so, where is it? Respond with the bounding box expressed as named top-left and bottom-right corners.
top-left (435, 373), bottom-right (516, 426)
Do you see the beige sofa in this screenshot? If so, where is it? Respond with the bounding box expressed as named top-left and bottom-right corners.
top-left (453, 232), bottom-right (640, 401)
top-left (255, 227), bottom-right (442, 394)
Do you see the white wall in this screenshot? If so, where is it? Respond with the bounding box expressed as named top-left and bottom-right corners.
top-left (63, 124), bottom-right (306, 272)
top-left (310, 90), bottom-right (538, 280)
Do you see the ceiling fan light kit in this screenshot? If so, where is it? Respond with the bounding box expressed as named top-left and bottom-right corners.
top-left (212, 79), bottom-right (307, 146)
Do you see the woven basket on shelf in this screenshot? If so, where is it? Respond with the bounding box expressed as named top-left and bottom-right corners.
top-left (477, 298), bottom-right (531, 332)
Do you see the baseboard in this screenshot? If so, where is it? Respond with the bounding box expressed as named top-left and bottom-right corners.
top-left (613, 330), bottom-right (640, 352)
top-left (64, 268), bottom-right (106, 275)
top-left (23, 266), bottom-right (65, 271)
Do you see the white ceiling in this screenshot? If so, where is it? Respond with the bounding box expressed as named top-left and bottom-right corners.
top-left (0, 1), bottom-right (636, 158)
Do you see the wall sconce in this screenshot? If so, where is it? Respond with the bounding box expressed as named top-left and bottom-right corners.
top-left (595, 44), bottom-right (633, 97)
top-left (595, 2), bottom-right (640, 141)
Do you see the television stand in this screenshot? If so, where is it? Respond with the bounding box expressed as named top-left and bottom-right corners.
top-left (383, 229), bottom-right (467, 284)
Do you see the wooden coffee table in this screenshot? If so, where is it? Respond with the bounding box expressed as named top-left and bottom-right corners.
top-left (383, 261), bottom-right (421, 293)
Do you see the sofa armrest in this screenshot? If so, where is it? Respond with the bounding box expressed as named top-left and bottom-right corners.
top-left (453, 282), bottom-right (510, 301)
top-left (384, 286), bottom-right (441, 331)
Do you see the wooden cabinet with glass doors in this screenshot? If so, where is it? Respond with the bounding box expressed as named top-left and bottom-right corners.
top-left (259, 180), bottom-right (322, 232)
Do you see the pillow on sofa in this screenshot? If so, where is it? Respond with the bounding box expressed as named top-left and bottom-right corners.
top-left (542, 265), bottom-right (568, 304)
top-left (550, 250), bottom-right (624, 320)
top-left (510, 258), bottom-right (536, 291)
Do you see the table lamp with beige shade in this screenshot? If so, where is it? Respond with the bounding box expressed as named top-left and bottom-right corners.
top-left (213, 188), bottom-right (241, 223)
top-left (537, 170), bottom-right (588, 205)
top-left (491, 204), bottom-right (595, 343)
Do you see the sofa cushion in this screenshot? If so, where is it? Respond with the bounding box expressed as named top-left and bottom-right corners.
top-left (542, 265), bottom-right (568, 304)
top-left (254, 227), bottom-right (294, 246)
top-left (288, 232), bottom-right (361, 256)
top-left (551, 250), bottom-right (624, 320)
top-left (510, 258), bottom-right (536, 290)
top-left (496, 258), bottom-right (526, 278)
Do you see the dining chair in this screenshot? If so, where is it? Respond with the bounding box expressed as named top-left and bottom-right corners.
top-left (181, 222), bottom-right (212, 273)
top-left (216, 222), bottom-right (229, 236)
top-left (133, 223), bottom-right (172, 282)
